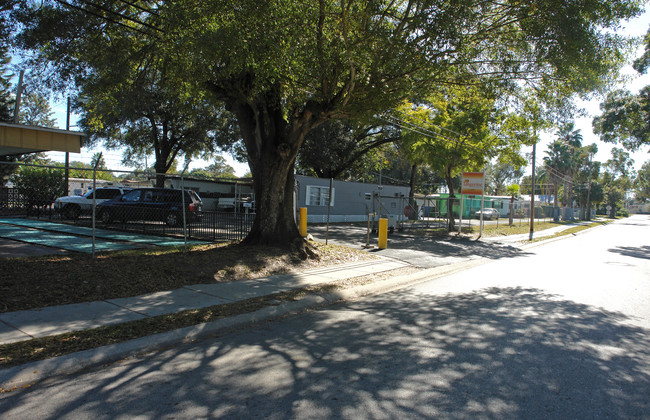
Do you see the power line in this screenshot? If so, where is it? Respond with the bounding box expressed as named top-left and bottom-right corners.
top-left (116, 0), bottom-right (160, 17)
top-left (77, 0), bottom-right (162, 32)
top-left (379, 113), bottom-right (493, 155)
top-left (53, 0), bottom-right (160, 38)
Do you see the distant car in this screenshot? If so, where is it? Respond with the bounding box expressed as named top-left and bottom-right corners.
top-left (96, 188), bottom-right (203, 226)
top-left (475, 208), bottom-right (500, 220)
top-left (54, 187), bottom-right (132, 219)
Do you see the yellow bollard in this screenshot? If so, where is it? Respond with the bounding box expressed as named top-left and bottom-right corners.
top-left (299, 207), bottom-right (308, 237)
top-left (378, 218), bottom-right (388, 249)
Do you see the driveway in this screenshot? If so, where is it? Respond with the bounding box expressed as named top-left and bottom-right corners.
top-left (307, 223), bottom-right (528, 268)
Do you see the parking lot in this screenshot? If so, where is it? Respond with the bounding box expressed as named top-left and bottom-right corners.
top-left (0, 218), bottom-right (208, 257)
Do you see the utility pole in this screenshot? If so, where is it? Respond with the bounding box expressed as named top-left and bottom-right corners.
top-left (529, 141), bottom-right (536, 241)
top-left (586, 153), bottom-right (593, 221)
top-left (65, 97), bottom-right (71, 195)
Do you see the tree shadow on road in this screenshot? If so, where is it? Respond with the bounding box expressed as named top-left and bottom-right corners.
top-left (4, 287), bottom-right (648, 419)
top-left (608, 245), bottom-right (650, 260)
top-left (312, 224), bottom-right (529, 263)
top-left (377, 234), bottom-right (527, 260)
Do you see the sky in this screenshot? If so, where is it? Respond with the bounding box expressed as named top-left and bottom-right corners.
top-left (530, 10), bottom-right (650, 175)
top-left (37, 7), bottom-right (650, 179)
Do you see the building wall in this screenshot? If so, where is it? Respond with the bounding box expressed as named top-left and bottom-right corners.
top-left (164, 177), bottom-right (254, 211)
top-left (66, 178), bottom-right (136, 196)
top-left (295, 175), bottom-right (410, 223)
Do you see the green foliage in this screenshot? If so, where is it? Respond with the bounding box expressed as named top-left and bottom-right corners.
top-left (399, 84), bottom-right (520, 188)
top-left (593, 25), bottom-right (650, 152)
top-left (597, 147), bottom-right (635, 216)
top-left (16, 2), bottom-right (239, 183)
top-left (634, 160), bottom-right (650, 202)
top-left (485, 161), bottom-right (524, 196)
top-left (593, 87), bottom-right (650, 151)
top-left (189, 156), bottom-right (237, 179)
top-left (605, 147), bottom-right (635, 180)
top-left (0, 45), bottom-right (13, 123)
top-left (297, 119), bottom-right (402, 180)
top-left (19, 91), bottom-right (57, 127)
top-left (506, 184), bottom-right (520, 198)
top-left (10, 165), bottom-right (66, 209)
top-left (66, 160), bottom-right (115, 182)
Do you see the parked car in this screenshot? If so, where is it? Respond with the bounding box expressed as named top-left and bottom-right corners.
top-left (54, 187), bottom-right (132, 219)
top-left (96, 188), bottom-right (203, 226)
top-left (475, 208), bottom-right (500, 220)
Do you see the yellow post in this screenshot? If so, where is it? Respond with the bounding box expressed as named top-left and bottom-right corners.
top-left (299, 207), bottom-right (308, 237)
top-left (378, 218), bottom-right (388, 249)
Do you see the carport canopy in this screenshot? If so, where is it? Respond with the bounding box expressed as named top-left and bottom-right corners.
top-left (0, 122), bottom-right (83, 156)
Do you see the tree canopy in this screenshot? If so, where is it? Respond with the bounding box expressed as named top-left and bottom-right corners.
top-left (15, 0), bottom-right (645, 248)
top-left (297, 119), bottom-right (401, 180)
top-left (593, 25), bottom-right (650, 151)
top-left (634, 160), bottom-right (650, 202)
top-left (398, 83), bottom-right (530, 229)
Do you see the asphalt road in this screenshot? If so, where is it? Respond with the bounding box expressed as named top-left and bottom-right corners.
top-left (1, 215), bottom-right (648, 419)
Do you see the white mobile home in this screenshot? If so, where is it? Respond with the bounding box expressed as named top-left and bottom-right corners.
top-left (295, 175), bottom-right (411, 223)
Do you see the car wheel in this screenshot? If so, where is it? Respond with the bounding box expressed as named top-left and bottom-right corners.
top-left (166, 212), bottom-right (181, 227)
top-left (64, 204), bottom-right (80, 219)
top-left (100, 209), bottom-right (112, 225)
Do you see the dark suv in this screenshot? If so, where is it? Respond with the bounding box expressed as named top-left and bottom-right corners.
top-left (96, 188), bottom-right (202, 226)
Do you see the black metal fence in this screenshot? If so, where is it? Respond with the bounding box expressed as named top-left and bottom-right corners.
top-left (60, 210), bottom-right (256, 243)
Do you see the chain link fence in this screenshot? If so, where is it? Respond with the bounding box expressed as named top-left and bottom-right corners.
top-left (0, 161), bottom-right (256, 248)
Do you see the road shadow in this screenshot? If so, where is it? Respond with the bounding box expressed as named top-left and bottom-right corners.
top-left (4, 287), bottom-right (648, 418)
top-left (312, 224), bottom-right (529, 263)
top-left (374, 234), bottom-right (526, 260)
top-left (608, 245), bottom-right (650, 260)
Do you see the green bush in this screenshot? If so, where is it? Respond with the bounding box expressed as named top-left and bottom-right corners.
top-left (10, 166), bottom-right (66, 210)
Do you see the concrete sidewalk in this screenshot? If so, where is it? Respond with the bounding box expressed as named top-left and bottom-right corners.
top-left (1, 255), bottom-right (490, 389)
top-left (0, 258), bottom-right (409, 346)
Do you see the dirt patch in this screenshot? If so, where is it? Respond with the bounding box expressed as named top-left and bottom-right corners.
top-left (0, 242), bottom-right (376, 313)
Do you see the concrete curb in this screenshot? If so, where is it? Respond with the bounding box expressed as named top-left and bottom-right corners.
top-left (0, 258), bottom-right (486, 390)
top-left (519, 219), bottom-right (610, 250)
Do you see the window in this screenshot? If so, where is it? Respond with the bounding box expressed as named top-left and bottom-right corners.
top-left (143, 190), bottom-right (154, 202)
top-left (88, 188), bottom-right (122, 200)
top-left (306, 185), bottom-right (335, 206)
top-left (121, 190), bottom-right (142, 202)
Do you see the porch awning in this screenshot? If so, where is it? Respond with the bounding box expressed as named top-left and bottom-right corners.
top-left (0, 122), bottom-right (84, 156)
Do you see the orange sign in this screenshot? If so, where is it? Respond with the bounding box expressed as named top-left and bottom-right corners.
top-left (462, 172), bottom-right (484, 195)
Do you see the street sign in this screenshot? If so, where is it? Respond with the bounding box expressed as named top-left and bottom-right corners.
top-left (462, 172), bottom-right (485, 195)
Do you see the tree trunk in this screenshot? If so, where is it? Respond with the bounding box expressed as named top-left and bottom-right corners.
top-left (445, 167), bottom-right (456, 232)
top-left (225, 86), bottom-right (326, 250)
top-left (408, 164), bottom-right (418, 220)
top-left (243, 156), bottom-right (301, 247)
top-left (553, 182), bottom-right (560, 222)
top-left (154, 162), bottom-right (167, 188)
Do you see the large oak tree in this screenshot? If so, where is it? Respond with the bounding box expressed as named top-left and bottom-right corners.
top-left (17, 0), bottom-right (643, 248)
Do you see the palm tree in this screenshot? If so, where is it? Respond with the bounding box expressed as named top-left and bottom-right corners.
top-left (557, 123), bottom-right (584, 211)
